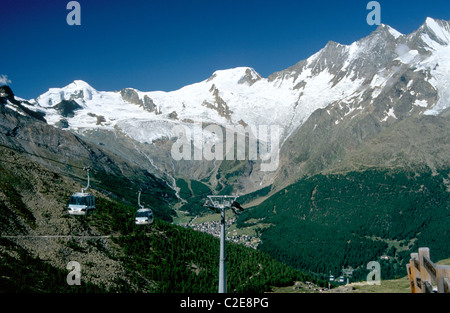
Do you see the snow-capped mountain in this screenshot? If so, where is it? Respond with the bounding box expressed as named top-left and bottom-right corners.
top-left (271, 17), bottom-right (450, 190)
top-left (31, 18), bottom-right (450, 131)
top-left (31, 66), bottom-right (328, 144)
top-left (20, 17), bottom-right (450, 195)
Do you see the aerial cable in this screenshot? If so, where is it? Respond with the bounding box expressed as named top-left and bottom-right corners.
top-left (0, 141), bottom-right (86, 170)
top-left (0, 130), bottom-right (97, 170)
top-left (81, 167), bottom-right (91, 193)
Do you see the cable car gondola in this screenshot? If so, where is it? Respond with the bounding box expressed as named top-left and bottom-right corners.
top-left (68, 167), bottom-right (95, 215)
top-left (135, 191), bottom-right (154, 225)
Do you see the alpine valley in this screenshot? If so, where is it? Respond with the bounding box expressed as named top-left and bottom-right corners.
top-left (1, 18), bottom-right (449, 290)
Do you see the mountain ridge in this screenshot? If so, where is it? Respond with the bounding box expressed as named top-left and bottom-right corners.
top-left (7, 17), bottom-right (450, 199)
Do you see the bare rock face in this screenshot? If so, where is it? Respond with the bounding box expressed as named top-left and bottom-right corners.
top-left (120, 88), bottom-right (157, 113)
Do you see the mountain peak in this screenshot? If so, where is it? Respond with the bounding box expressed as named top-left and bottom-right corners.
top-left (424, 16), bottom-right (448, 26)
top-left (425, 17), bottom-right (438, 24)
top-left (377, 24), bottom-right (403, 39)
top-left (37, 80), bottom-right (97, 107)
top-left (65, 80), bottom-right (96, 92)
top-left (207, 67), bottom-right (262, 86)
top-left (421, 17), bottom-right (450, 45)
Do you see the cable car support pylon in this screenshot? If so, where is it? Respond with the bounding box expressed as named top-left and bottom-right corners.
top-left (203, 195), bottom-right (244, 293)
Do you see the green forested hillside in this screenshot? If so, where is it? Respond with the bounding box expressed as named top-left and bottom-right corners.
top-left (0, 144), bottom-right (323, 293)
top-left (0, 192), bottom-right (325, 292)
top-left (175, 178), bottom-right (213, 216)
top-left (237, 168), bottom-right (450, 281)
top-left (93, 197), bottom-right (327, 293)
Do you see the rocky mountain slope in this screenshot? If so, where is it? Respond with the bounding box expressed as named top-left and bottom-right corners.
top-left (16, 18), bottom-right (450, 199)
top-left (272, 18), bottom-right (450, 189)
top-left (0, 86), bottom-right (319, 293)
top-left (0, 87), bottom-right (175, 290)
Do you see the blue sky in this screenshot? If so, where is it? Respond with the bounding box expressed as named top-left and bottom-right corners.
top-left (1, 0), bottom-right (449, 99)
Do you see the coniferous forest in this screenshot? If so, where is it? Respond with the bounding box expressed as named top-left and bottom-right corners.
top-left (93, 197), bottom-right (326, 293)
top-left (0, 195), bottom-right (326, 293)
top-left (237, 168), bottom-right (450, 282)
